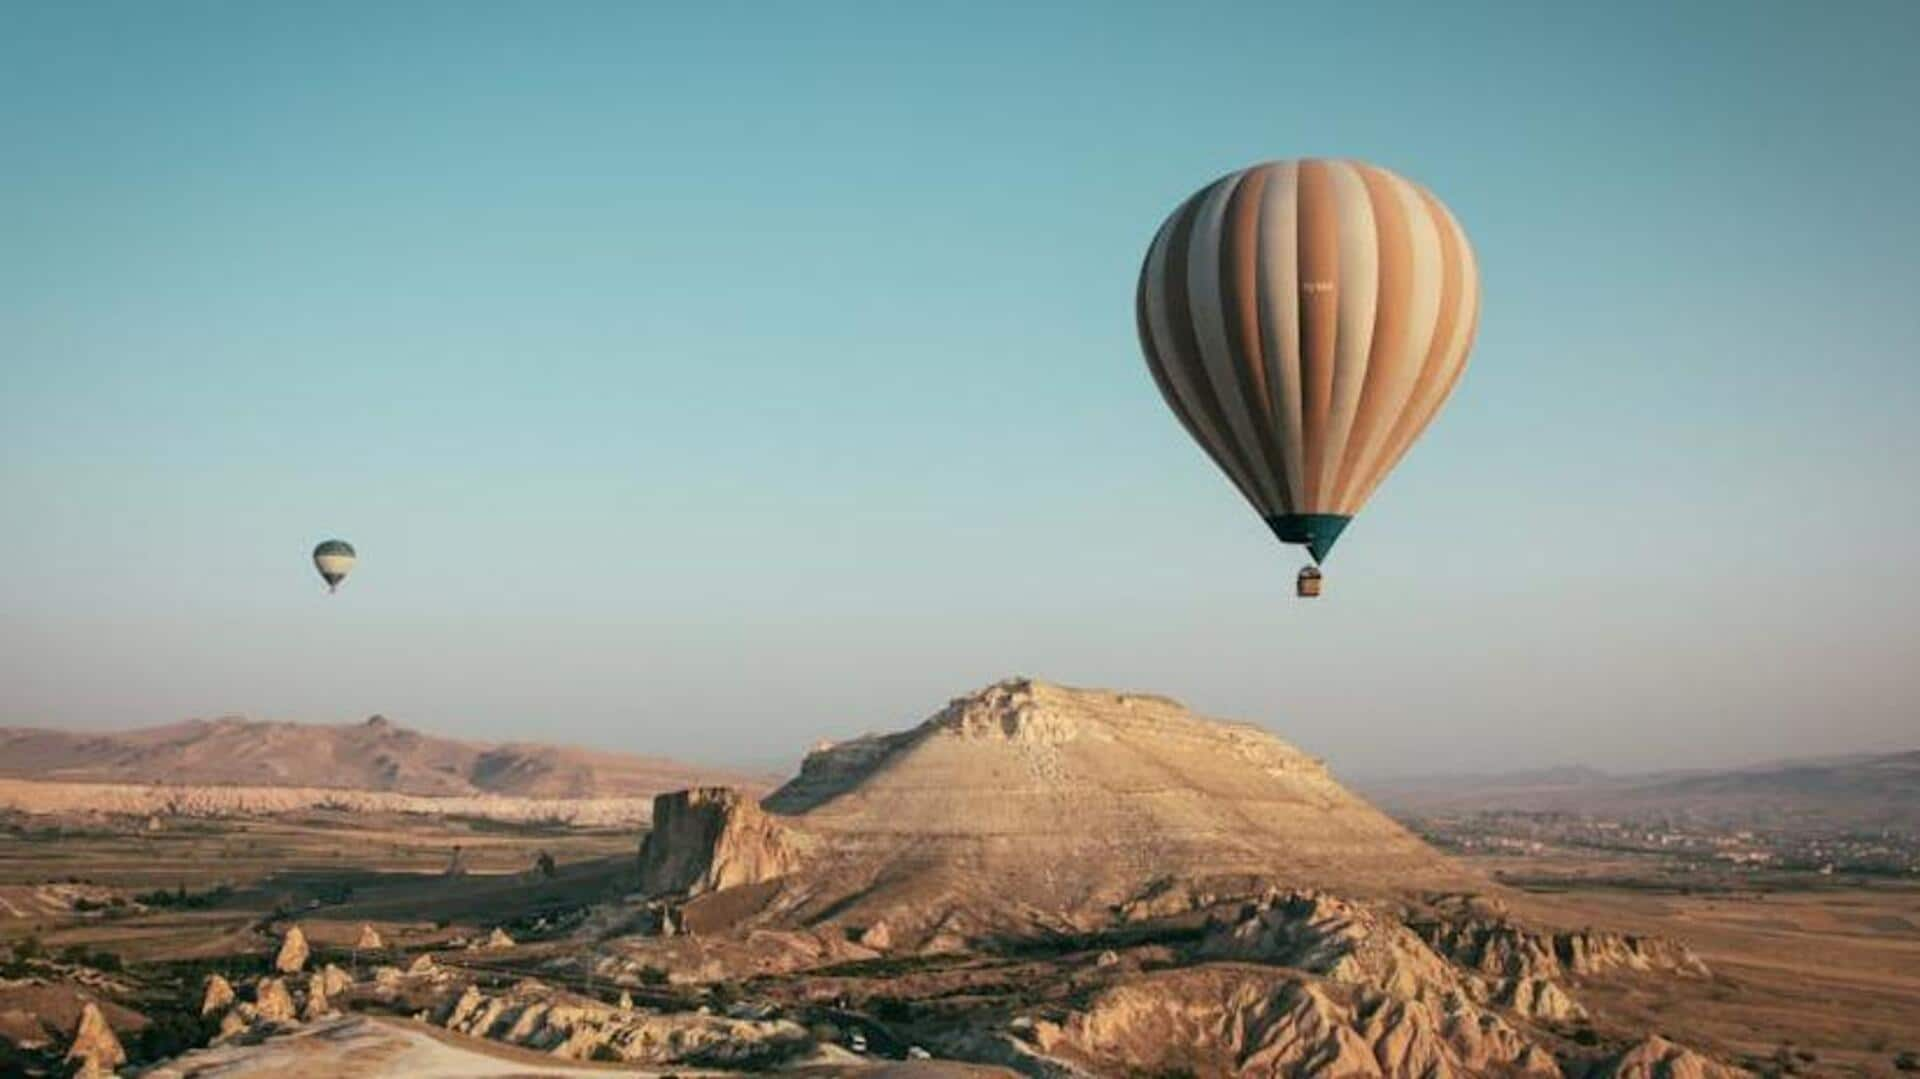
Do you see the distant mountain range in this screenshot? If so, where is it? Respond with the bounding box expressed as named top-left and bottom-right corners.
top-left (1359, 750), bottom-right (1920, 833)
top-left (0, 714), bottom-right (769, 800)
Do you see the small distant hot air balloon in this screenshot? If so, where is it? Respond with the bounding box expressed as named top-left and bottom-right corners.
top-left (312, 539), bottom-right (356, 593)
top-left (1137, 159), bottom-right (1480, 596)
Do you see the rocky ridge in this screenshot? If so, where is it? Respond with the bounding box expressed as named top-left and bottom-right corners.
top-left (0, 714), bottom-right (765, 800)
top-left (0, 777), bottom-right (661, 826)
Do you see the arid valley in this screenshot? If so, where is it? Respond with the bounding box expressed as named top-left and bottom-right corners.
top-left (1, 680), bottom-right (1915, 1077)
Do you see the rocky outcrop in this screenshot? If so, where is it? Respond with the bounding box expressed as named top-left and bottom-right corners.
top-left (858, 920), bottom-right (893, 951)
top-left (1416, 916), bottom-right (1708, 982)
top-left (316, 964), bottom-right (353, 998)
top-left (435, 980), bottom-right (813, 1066)
top-left (65, 1002), bottom-right (126, 1076)
top-left (273, 926), bottom-right (308, 973)
top-left (1199, 891), bottom-right (1471, 1005)
top-left (300, 979), bottom-right (332, 1021)
top-left (637, 787), bottom-right (805, 896)
top-left (371, 965), bottom-right (403, 987)
top-left (1195, 890), bottom-right (1592, 1024)
top-left (1498, 975), bottom-right (1586, 1022)
top-left (199, 974), bottom-right (234, 1017)
top-left (1592, 1035), bottom-right (1751, 1078)
top-left (1024, 967), bottom-right (1558, 1078)
top-left (252, 978), bottom-right (296, 1023)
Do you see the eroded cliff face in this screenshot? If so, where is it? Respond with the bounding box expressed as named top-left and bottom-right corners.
top-left (636, 787), bottom-right (806, 896)
top-left (1413, 914), bottom-right (1710, 982)
top-left (1586, 1035), bottom-right (1753, 1079)
top-left (1019, 967), bottom-right (1561, 1079)
top-left (438, 981), bottom-right (811, 1068)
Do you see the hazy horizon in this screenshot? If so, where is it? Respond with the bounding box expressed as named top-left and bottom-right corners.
top-left (6, 688), bottom-right (1915, 784)
top-left (6, 2), bottom-right (1918, 779)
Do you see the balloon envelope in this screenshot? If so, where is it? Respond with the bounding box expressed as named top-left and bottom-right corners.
top-left (1136, 159), bottom-right (1479, 562)
top-left (312, 539), bottom-right (356, 592)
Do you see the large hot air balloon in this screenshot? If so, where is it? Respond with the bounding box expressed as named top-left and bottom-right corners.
top-left (312, 539), bottom-right (356, 593)
top-left (1136, 159), bottom-right (1479, 596)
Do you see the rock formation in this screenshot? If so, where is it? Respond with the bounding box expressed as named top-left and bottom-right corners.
top-left (64, 1002), bottom-right (126, 1076)
top-left (637, 787), bottom-right (805, 896)
top-left (252, 977), bottom-right (295, 1023)
top-left (300, 979), bottom-right (331, 1021)
top-left (1020, 966), bottom-right (1558, 1078)
top-left (353, 923), bottom-right (383, 950)
top-left (1594, 1035), bottom-right (1751, 1078)
top-left (86, 678), bottom-right (1752, 1079)
top-left (637, 680), bottom-right (1481, 948)
top-left (858, 920), bottom-right (893, 951)
top-left (273, 926), bottom-right (308, 973)
top-left (588, 680), bottom-right (1744, 1077)
top-left (317, 963), bottom-right (353, 997)
top-left (436, 979), bottom-right (812, 1067)
top-left (1414, 912), bottom-right (1709, 982)
top-left (199, 974), bottom-right (234, 1016)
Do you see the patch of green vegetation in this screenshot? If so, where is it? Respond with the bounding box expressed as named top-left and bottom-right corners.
top-left (134, 883), bottom-right (235, 910)
top-left (57, 944), bottom-right (123, 971)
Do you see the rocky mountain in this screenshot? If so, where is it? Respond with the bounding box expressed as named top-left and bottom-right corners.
top-left (645, 679), bottom-right (1481, 946)
top-left (593, 680), bottom-right (1740, 1075)
top-left (1365, 751), bottom-right (1920, 832)
top-left (0, 714), bottom-right (764, 800)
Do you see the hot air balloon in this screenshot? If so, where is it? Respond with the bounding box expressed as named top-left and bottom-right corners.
top-left (312, 539), bottom-right (356, 593)
top-left (1136, 159), bottom-right (1480, 596)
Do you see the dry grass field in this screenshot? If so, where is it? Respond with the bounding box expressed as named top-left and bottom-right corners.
top-left (0, 810), bottom-right (638, 965)
top-left (1472, 851), bottom-right (1920, 1076)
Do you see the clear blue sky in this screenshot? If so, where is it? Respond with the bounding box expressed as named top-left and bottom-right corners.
top-left (4, 1), bottom-right (1917, 778)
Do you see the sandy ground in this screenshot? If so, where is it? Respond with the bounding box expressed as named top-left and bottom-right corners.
top-left (141, 1014), bottom-right (670, 1077)
top-left (141, 1014), bottom-right (1015, 1078)
top-left (1490, 855), bottom-right (1920, 1074)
